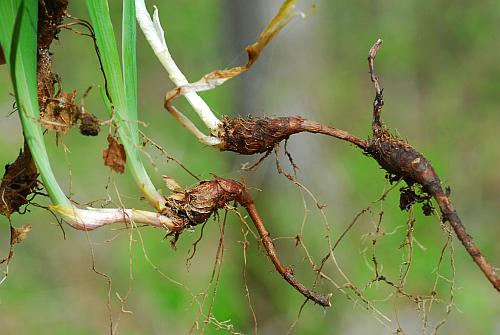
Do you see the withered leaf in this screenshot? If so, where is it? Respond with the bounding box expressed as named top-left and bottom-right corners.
top-left (162, 175), bottom-right (183, 192)
top-left (103, 134), bottom-right (126, 174)
top-left (169, 192), bottom-right (186, 202)
top-left (11, 224), bottom-right (32, 244)
top-left (40, 90), bottom-right (80, 134)
top-left (1, 224), bottom-right (33, 265)
top-left (0, 141), bottom-right (38, 217)
top-left (164, 0), bottom-right (304, 106)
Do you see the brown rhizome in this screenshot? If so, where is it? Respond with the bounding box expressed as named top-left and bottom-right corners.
top-left (1, 1), bottom-right (499, 333)
top-left (164, 21), bottom-right (500, 292)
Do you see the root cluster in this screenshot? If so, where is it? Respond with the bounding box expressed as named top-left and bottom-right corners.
top-left (162, 177), bottom-right (331, 306)
top-left (207, 40), bottom-right (500, 292)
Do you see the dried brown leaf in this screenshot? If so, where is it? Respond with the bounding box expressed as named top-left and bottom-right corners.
top-left (168, 192), bottom-right (186, 202)
top-left (1, 224), bottom-right (33, 265)
top-left (11, 224), bottom-right (32, 244)
top-left (165, 0), bottom-right (304, 101)
top-left (0, 141), bottom-right (38, 217)
top-left (162, 175), bottom-right (183, 192)
top-left (40, 90), bottom-right (80, 134)
top-left (103, 134), bottom-right (126, 174)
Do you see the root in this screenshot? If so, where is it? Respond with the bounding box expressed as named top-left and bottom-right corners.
top-left (213, 110), bottom-right (499, 292)
top-left (216, 116), bottom-right (367, 155)
top-left (244, 200), bottom-right (331, 306)
top-left (433, 190), bottom-right (499, 290)
top-left (209, 39), bottom-right (499, 293)
top-left (364, 40), bottom-right (499, 292)
top-left (162, 177), bottom-right (331, 307)
top-left (163, 30), bottom-right (499, 293)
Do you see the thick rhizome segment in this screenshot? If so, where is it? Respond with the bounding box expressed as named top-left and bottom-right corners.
top-left (162, 178), bottom-right (247, 231)
top-left (365, 129), bottom-right (500, 291)
top-left (216, 116), bottom-right (368, 155)
top-left (161, 177), bottom-right (331, 307)
top-left (217, 116), bottom-right (305, 155)
top-left (366, 129), bottom-right (442, 195)
top-left (158, 26), bottom-right (499, 292)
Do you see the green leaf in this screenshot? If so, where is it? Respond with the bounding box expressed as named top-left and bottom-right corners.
top-left (86, 0), bottom-right (164, 210)
top-left (122, 0), bottom-right (139, 144)
top-left (0, 0), bottom-right (70, 207)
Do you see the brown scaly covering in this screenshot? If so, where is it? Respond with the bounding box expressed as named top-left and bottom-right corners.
top-left (162, 177), bottom-right (331, 306)
top-left (217, 116), bottom-right (368, 154)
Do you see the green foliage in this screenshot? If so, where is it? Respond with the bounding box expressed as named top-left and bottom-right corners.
top-left (0, 0), bottom-right (70, 207)
top-left (86, 0), bottom-right (163, 209)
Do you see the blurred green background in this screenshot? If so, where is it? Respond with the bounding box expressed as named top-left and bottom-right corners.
top-left (1, 0), bottom-right (499, 334)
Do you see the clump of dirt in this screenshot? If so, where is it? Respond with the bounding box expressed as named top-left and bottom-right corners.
top-left (79, 112), bottom-right (100, 136)
top-left (399, 187), bottom-right (421, 211)
top-left (0, 142), bottom-right (38, 217)
top-left (40, 89), bottom-right (100, 137)
top-left (398, 186), bottom-right (434, 215)
top-left (103, 134), bottom-right (126, 174)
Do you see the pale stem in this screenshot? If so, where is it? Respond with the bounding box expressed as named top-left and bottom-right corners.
top-left (135, 0), bottom-right (222, 135)
top-left (51, 205), bottom-right (174, 231)
top-left (167, 103), bottom-right (223, 146)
